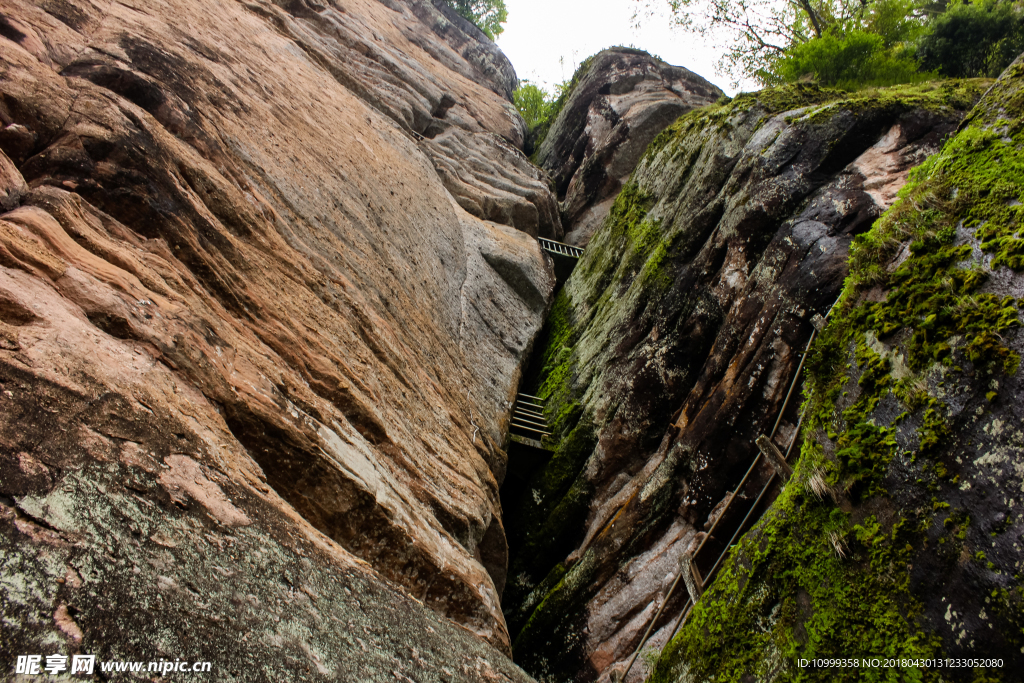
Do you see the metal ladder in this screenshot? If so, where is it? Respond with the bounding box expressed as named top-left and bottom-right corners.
top-left (509, 393), bottom-right (553, 450)
top-left (539, 237), bottom-right (584, 259)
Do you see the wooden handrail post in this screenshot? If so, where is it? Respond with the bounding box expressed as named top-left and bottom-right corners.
top-left (756, 434), bottom-right (793, 481)
top-left (681, 555), bottom-right (704, 604)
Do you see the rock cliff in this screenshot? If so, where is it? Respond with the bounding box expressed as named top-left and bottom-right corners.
top-left (651, 56), bottom-right (1024, 683)
top-left (534, 48), bottom-right (722, 247)
top-left (502, 81), bottom-right (988, 682)
top-left (0, 0), bottom-right (556, 674)
top-left (5, 0), bottom-right (1018, 678)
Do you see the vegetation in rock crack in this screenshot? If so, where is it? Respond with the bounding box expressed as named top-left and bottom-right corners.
top-left (442, 0), bottom-right (508, 40)
top-left (513, 55), bottom-right (596, 156)
top-left (633, 0), bottom-right (1024, 89)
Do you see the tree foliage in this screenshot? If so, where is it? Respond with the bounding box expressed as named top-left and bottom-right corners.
top-left (443, 0), bottom-right (508, 40)
top-left (768, 29), bottom-right (926, 88)
top-left (513, 82), bottom-right (556, 156)
top-left (917, 0), bottom-right (1024, 78)
top-left (513, 83), bottom-right (552, 129)
top-left (634, 0), bottom-right (1024, 88)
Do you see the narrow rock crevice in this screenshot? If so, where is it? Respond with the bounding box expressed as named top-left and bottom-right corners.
top-left (502, 69), bottom-right (985, 682)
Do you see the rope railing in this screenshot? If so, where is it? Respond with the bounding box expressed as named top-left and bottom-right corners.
top-left (615, 308), bottom-right (833, 682)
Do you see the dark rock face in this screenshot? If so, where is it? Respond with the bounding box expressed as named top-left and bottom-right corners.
top-left (650, 62), bottom-right (1024, 683)
top-left (535, 48), bottom-right (722, 246)
top-left (502, 83), bottom-right (986, 682)
top-left (0, 0), bottom-right (557, 673)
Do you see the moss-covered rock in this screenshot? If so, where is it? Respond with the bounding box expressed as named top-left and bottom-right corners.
top-left (503, 80), bottom-right (989, 682)
top-left (651, 59), bottom-right (1024, 683)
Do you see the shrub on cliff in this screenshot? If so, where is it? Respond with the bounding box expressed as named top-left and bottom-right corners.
top-left (636, 0), bottom-right (1024, 88)
top-left (443, 0), bottom-right (508, 40)
top-left (767, 29), bottom-right (928, 88)
top-left (513, 56), bottom-right (595, 156)
top-left (636, 0), bottom-right (929, 86)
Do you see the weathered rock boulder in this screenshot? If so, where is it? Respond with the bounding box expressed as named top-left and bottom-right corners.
top-left (502, 81), bottom-right (988, 682)
top-left (651, 58), bottom-right (1024, 683)
top-left (535, 48), bottom-right (722, 246)
top-left (0, 0), bottom-right (556, 674)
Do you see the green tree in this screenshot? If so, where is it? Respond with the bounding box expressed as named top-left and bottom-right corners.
top-left (443, 0), bottom-right (508, 40)
top-left (513, 81), bottom-right (556, 156)
top-left (513, 82), bottom-right (553, 129)
top-left (633, 0), bottom-right (931, 87)
top-left (768, 29), bottom-right (926, 88)
top-left (917, 0), bottom-right (1024, 78)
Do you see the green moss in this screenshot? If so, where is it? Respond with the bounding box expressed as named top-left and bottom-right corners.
top-left (800, 79), bottom-right (990, 125)
top-left (651, 479), bottom-right (939, 683)
top-left (646, 81), bottom-right (936, 163)
top-left (535, 183), bottom-right (660, 427)
top-left (573, 182), bottom-right (656, 289)
top-left (735, 82), bottom-right (849, 115)
top-left (838, 75), bottom-right (1024, 379)
top-left (989, 585), bottom-right (1024, 651)
top-left (648, 82), bottom-right (842, 164)
top-left (536, 289), bottom-right (579, 409)
top-left (503, 420), bottom-right (598, 637)
top-left (510, 551), bottom-right (598, 680)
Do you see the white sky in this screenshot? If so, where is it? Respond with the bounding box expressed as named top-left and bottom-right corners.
top-left (496, 0), bottom-right (756, 96)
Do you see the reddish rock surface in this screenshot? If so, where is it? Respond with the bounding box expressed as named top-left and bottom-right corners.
top-left (0, 0), bottom-right (556, 673)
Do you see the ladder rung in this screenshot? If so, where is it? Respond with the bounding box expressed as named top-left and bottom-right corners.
top-left (538, 238), bottom-right (584, 260)
top-left (516, 400), bottom-right (545, 410)
top-left (510, 424), bottom-right (551, 436)
top-left (518, 393), bottom-right (544, 400)
top-left (510, 434), bottom-right (553, 451)
top-left (511, 415), bottom-right (547, 425)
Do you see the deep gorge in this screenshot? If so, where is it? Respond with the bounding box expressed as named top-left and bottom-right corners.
top-left (1, 2), bottom-right (1022, 682)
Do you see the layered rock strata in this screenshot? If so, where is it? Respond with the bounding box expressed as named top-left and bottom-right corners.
top-left (0, 0), bottom-right (557, 670)
top-left (502, 82), bottom-right (987, 682)
top-left (535, 48), bottom-right (722, 246)
top-left (652, 57), bottom-right (1024, 683)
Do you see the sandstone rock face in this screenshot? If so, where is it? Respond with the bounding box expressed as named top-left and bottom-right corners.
top-left (650, 62), bottom-right (1024, 683)
top-left (535, 48), bottom-right (722, 246)
top-left (0, 0), bottom-right (556, 671)
top-left (502, 83), bottom-right (986, 682)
